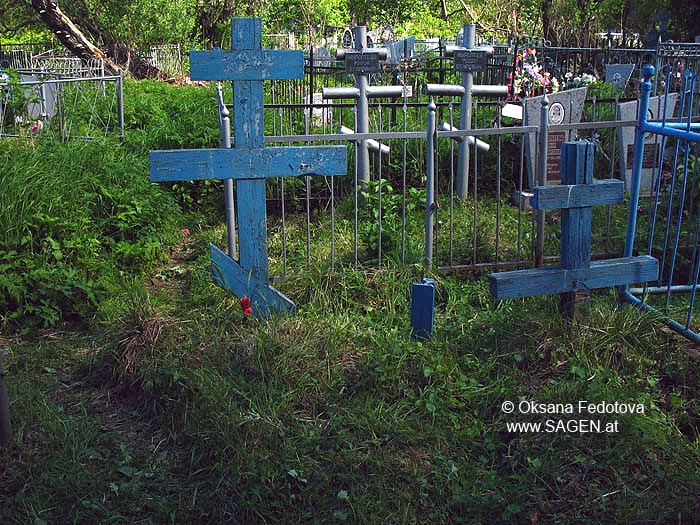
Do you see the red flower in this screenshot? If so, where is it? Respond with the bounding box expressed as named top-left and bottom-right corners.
top-left (241, 296), bottom-right (253, 316)
top-left (181, 228), bottom-right (190, 236)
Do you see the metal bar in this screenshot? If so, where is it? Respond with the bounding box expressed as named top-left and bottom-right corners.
top-left (217, 83), bottom-right (237, 259)
top-left (425, 100), bottom-right (436, 270)
top-left (535, 94), bottom-right (549, 267)
top-left (456, 23), bottom-right (475, 200)
top-left (0, 350), bottom-right (11, 447)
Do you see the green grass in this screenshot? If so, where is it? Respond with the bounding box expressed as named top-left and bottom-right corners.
top-left (1, 79), bottom-right (700, 524)
top-left (2, 268), bottom-right (700, 523)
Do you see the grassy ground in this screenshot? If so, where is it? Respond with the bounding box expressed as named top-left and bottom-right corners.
top-left (2, 253), bottom-right (700, 523)
top-left (1, 79), bottom-right (700, 524)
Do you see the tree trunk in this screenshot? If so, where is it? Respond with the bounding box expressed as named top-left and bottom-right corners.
top-left (30, 0), bottom-right (162, 79)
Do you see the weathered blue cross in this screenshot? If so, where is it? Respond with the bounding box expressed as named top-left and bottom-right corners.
top-left (489, 141), bottom-right (658, 317)
top-left (150, 18), bottom-right (347, 316)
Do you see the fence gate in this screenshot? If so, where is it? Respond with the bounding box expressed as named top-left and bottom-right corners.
top-left (622, 49), bottom-right (700, 343)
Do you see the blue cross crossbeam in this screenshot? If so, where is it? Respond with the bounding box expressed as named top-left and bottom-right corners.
top-left (489, 141), bottom-right (657, 306)
top-left (150, 18), bottom-right (347, 317)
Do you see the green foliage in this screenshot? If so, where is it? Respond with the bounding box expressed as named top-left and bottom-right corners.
top-left (0, 78), bottom-right (225, 331)
top-left (358, 179), bottom-right (425, 261)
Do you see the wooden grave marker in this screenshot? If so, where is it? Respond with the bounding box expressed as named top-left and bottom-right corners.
top-left (489, 141), bottom-right (658, 318)
top-left (150, 18), bottom-right (347, 316)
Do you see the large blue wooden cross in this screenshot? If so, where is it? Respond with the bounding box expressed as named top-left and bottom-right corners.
top-left (150, 18), bottom-right (346, 316)
top-left (489, 141), bottom-right (658, 316)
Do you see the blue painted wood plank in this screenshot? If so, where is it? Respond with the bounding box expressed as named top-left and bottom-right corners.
top-left (531, 179), bottom-right (624, 210)
top-left (562, 141), bottom-right (594, 186)
top-left (189, 49), bottom-right (304, 81)
top-left (150, 146), bottom-right (347, 182)
top-left (231, 17), bottom-right (262, 50)
top-left (410, 279), bottom-right (435, 342)
top-left (489, 255), bottom-right (658, 300)
top-left (236, 179), bottom-right (269, 283)
top-left (234, 80), bottom-right (264, 147)
top-left (210, 243), bottom-right (295, 316)
top-left (561, 207), bottom-right (591, 270)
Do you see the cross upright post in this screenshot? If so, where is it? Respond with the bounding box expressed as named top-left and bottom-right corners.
top-left (323, 28), bottom-right (403, 190)
top-left (150, 18), bottom-right (346, 317)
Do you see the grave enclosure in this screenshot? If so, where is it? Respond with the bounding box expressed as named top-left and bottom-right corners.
top-left (144, 18), bottom-right (700, 341)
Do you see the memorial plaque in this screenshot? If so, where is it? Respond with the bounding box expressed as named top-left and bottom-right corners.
top-left (345, 52), bottom-right (381, 74)
top-left (605, 64), bottom-right (635, 91)
top-left (546, 131), bottom-right (567, 177)
top-left (617, 93), bottom-right (679, 194)
top-left (453, 49), bottom-right (488, 73)
top-left (523, 87), bottom-right (588, 186)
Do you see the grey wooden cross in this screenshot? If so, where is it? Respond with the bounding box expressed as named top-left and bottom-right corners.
top-left (150, 18), bottom-right (347, 316)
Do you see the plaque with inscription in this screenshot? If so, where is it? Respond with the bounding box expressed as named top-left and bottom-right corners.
top-left (605, 64), bottom-right (635, 91)
top-left (453, 49), bottom-right (487, 73)
top-left (617, 94), bottom-right (678, 194)
top-left (626, 143), bottom-right (660, 170)
top-left (344, 52), bottom-right (381, 74)
top-left (546, 132), bottom-right (567, 182)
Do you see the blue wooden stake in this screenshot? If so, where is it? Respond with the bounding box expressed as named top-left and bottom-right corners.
top-left (150, 18), bottom-right (347, 317)
top-left (489, 141), bottom-right (658, 318)
top-left (411, 278), bottom-right (436, 341)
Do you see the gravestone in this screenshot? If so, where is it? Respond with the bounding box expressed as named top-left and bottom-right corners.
top-left (523, 87), bottom-right (588, 186)
top-left (490, 141), bottom-right (658, 318)
top-left (20, 74), bottom-right (59, 120)
top-left (304, 92), bottom-right (331, 128)
top-left (385, 36), bottom-right (415, 65)
top-left (605, 63), bottom-right (635, 91)
top-left (150, 18), bottom-right (347, 317)
top-left (617, 93), bottom-right (679, 193)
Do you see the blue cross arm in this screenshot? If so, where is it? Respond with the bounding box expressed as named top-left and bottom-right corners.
top-left (189, 49), bottom-right (304, 81)
top-left (531, 179), bottom-right (624, 210)
top-left (489, 255), bottom-right (658, 300)
top-left (150, 146), bottom-right (347, 182)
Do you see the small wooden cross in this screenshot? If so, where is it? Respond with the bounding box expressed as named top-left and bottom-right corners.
top-left (150, 18), bottom-right (347, 316)
top-left (489, 141), bottom-right (658, 318)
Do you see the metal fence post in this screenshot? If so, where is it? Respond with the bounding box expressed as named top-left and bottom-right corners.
top-left (426, 100), bottom-right (437, 270)
top-left (0, 349), bottom-right (11, 447)
top-left (535, 93), bottom-right (549, 267)
top-left (217, 83), bottom-right (237, 259)
top-left (456, 24), bottom-right (475, 199)
top-left (117, 69), bottom-right (124, 140)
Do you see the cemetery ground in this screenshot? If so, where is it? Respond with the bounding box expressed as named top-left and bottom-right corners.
top-left (2, 80), bottom-right (700, 523)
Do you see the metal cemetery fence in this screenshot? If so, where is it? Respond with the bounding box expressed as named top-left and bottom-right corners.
top-left (622, 49), bottom-right (700, 343)
top-left (0, 70), bottom-right (124, 140)
top-left (259, 78), bottom-right (638, 280)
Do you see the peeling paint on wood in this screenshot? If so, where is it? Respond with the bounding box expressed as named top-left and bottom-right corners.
top-left (149, 18), bottom-right (347, 317)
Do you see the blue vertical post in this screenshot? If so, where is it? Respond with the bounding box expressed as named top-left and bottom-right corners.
top-left (559, 141), bottom-right (594, 318)
top-left (411, 278), bottom-right (436, 341)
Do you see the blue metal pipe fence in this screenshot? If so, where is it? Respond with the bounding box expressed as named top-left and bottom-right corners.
top-left (622, 62), bottom-right (700, 343)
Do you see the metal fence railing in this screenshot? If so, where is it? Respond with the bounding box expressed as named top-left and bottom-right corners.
top-left (622, 54), bottom-right (700, 343)
top-left (0, 71), bottom-right (124, 140)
